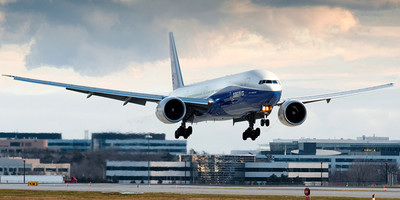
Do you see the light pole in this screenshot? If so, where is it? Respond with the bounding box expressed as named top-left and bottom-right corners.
top-left (145, 135), bottom-right (152, 185)
top-left (385, 162), bottom-right (388, 185)
top-left (320, 161), bottom-right (323, 186)
top-left (23, 159), bottom-right (26, 184)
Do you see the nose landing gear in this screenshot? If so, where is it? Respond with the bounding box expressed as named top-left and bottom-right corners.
top-left (260, 118), bottom-right (270, 127)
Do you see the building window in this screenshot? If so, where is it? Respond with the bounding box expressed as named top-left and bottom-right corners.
top-left (33, 168), bottom-right (44, 172)
top-left (10, 142), bottom-right (20, 147)
top-left (46, 168), bottom-right (57, 172)
top-left (58, 168), bottom-right (69, 172)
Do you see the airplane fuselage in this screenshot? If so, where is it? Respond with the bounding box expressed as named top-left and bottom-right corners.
top-left (170, 69), bottom-right (282, 122)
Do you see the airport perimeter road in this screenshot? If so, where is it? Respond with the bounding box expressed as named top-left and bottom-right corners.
top-left (0, 184), bottom-right (400, 198)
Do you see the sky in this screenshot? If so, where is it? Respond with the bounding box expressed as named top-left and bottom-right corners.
top-left (0, 0), bottom-right (399, 154)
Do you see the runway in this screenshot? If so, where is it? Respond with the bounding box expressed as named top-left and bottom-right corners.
top-left (0, 184), bottom-right (399, 198)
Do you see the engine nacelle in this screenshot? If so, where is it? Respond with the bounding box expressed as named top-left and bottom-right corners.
top-left (278, 100), bottom-right (307, 127)
top-left (156, 97), bottom-right (186, 124)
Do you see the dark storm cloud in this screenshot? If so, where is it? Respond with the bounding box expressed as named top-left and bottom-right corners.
top-left (1, 0), bottom-right (399, 76)
top-left (1, 0), bottom-right (226, 75)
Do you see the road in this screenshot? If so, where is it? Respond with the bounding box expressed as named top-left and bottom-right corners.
top-left (0, 184), bottom-right (399, 198)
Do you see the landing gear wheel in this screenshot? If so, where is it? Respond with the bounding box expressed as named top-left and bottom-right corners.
top-left (174, 130), bottom-right (179, 139)
top-left (261, 119), bottom-right (270, 127)
top-left (242, 113), bottom-right (262, 141)
top-left (175, 123), bottom-right (193, 139)
top-left (250, 128), bottom-right (260, 141)
top-left (183, 126), bottom-right (192, 139)
top-left (255, 128), bottom-right (260, 137)
top-left (242, 128), bottom-right (252, 141)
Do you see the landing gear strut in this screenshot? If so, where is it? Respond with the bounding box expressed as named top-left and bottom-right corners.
top-left (242, 114), bottom-right (261, 141)
top-left (175, 121), bottom-right (192, 139)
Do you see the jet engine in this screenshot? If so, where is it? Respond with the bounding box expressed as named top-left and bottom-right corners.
top-left (278, 100), bottom-right (307, 126)
top-left (156, 97), bottom-right (186, 124)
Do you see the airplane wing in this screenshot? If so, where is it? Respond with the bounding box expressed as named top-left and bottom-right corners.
top-left (278, 83), bottom-right (394, 105)
top-left (3, 75), bottom-right (210, 107)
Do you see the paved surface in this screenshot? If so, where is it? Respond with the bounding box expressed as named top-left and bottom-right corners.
top-left (0, 184), bottom-right (400, 198)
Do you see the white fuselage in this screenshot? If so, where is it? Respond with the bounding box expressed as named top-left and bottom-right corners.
top-left (170, 69), bottom-right (283, 122)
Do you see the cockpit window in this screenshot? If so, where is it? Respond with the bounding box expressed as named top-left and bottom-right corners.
top-left (259, 80), bottom-right (280, 85)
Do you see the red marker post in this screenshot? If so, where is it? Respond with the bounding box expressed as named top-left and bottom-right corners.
top-left (304, 188), bottom-right (311, 200)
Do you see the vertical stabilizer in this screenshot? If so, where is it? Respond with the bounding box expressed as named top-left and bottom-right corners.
top-left (169, 32), bottom-right (184, 90)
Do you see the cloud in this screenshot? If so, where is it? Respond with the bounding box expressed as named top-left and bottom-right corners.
top-left (0, 0), bottom-right (398, 89)
top-left (0, 0), bottom-right (16, 5)
top-left (84, 8), bottom-right (119, 31)
top-left (1, 0), bottom-right (398, 80)
top-left (251, 0), bottom-right (400, 10)
top-left (221, 2), bottom-right (359, 40)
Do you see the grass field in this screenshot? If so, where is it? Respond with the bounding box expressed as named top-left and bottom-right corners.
top-left (0, 190), bottom-right (398, 200)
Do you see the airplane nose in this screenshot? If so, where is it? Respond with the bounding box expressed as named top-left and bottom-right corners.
top-left (264, 91), bottom-right (282, 105)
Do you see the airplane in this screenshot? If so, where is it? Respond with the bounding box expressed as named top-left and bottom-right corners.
top-left (3, 32), bottom-right (394, 141)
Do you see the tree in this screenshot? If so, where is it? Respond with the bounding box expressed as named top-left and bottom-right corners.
top-left (268, 174), bottom-right (279, 184)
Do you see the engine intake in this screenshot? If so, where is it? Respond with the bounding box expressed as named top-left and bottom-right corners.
top-left (278, 100), bottom-right (307, 126)
top-left (156, 97), bottom-right (186, 124)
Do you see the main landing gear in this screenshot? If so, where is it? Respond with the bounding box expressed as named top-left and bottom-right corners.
top-left (242, 114), bottom-right (270, 141)
top-left (175, 121), bottom-right (192, 139)
top-left (242, 127), bottom-right (260, 141)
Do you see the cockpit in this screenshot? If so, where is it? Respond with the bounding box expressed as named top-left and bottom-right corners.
top-left (258, 80), bottom-right (280, 85)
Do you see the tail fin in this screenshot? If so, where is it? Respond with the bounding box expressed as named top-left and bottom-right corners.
top-left (169, 32), bottom-right (184, 90)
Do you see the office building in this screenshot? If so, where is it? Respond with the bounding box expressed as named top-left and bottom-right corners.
top-left (92, 132), bottom-right (186, 154)
top-left (244, 162), bottom-right (329, 185)
top-left (269, 135), bottom-right (400, 156)
top-left (47, 139), bottom-right (91, 151)
top-left (0, 157), bottom-right (70, 177)
top-left (106, 161), bottom-right (192, 184)
top-left (0, 132), bottom-right (61, 140)
top-left (0, 139), bottom-right (48, 154)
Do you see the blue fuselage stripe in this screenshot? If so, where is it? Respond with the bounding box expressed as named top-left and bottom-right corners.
top-left (207, 86), bottom-right (282, 117)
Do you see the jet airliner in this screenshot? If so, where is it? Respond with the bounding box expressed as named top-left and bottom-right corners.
top-left (3, 33), bottom-right (394, 141)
